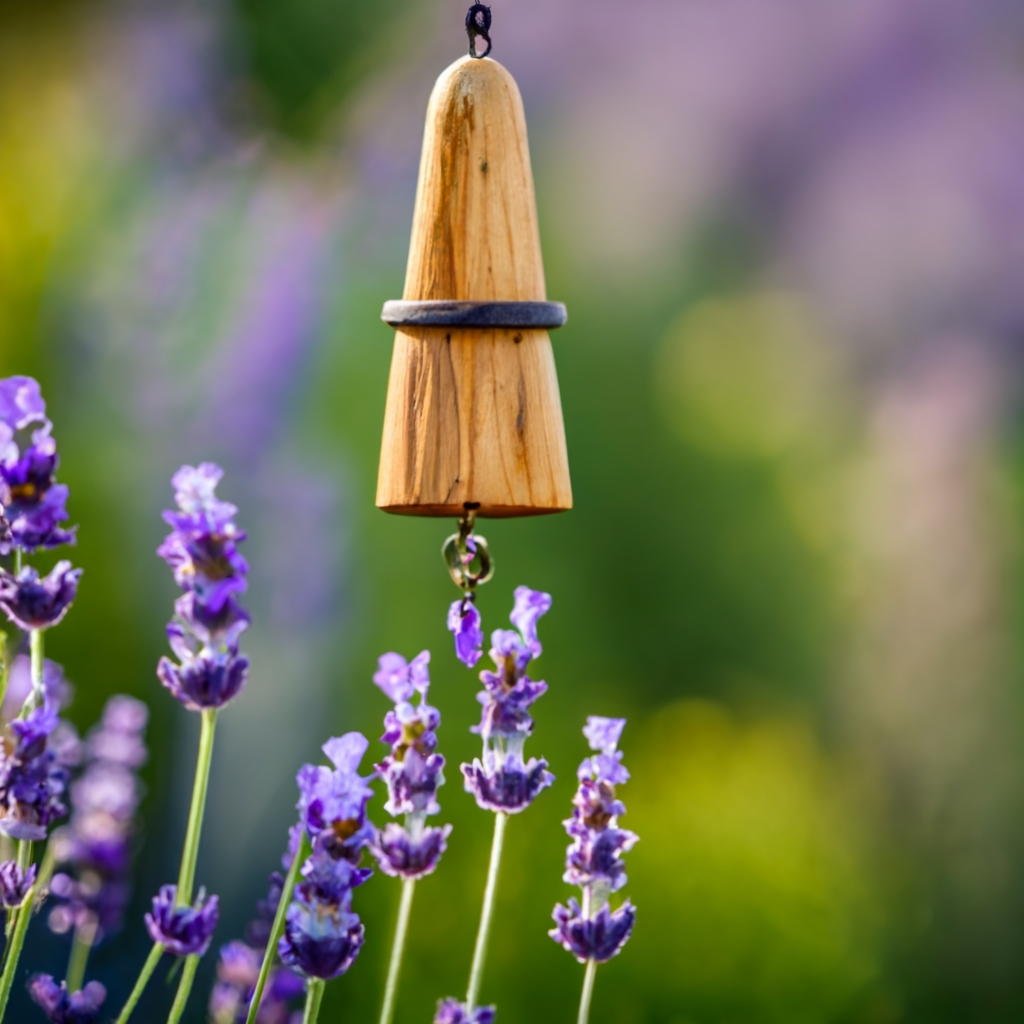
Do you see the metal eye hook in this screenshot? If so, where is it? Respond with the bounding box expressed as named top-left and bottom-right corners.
top-left (442, 506), bottom-right (495, 590)
top-left (466, 4), bottom-right (493, 59)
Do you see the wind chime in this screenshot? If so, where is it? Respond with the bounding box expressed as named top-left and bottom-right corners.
top-left (377, 3), bottom-right (572, 598)
top-left (371, 11), bottom-right (636, 1024)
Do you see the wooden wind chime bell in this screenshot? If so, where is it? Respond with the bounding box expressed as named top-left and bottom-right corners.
top-left (377, 5), bottom-right (572, 518)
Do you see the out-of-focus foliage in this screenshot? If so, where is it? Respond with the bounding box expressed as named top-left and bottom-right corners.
top-left (3, 0), bottom-right (1024, 1022)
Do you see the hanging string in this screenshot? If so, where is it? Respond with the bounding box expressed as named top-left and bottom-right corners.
top-left (466, 4), bottom-right (493, 59)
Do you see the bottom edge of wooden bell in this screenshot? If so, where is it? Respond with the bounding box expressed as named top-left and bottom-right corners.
top-left (376, 502), bottom-right (572, 519)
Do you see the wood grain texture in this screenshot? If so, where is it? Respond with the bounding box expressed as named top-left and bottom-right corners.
top-left (377, 55), bottom-right (572, 517)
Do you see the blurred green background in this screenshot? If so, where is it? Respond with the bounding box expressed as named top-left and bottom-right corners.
top-left (5, 0), bottom-right (1024, 1021)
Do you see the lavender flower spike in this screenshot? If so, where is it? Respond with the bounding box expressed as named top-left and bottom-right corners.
top-left (27, 975), bottom-right (106, 1024)
top-left (0, 561), bottom-right (82, 631)
top-left (156, 464), bottom-right (251, 712)
top-left (0, 860), bottom-right (36, 907)
top-left (145, 884), bottom-right (220, 956)
top-left (550, 717), bottom-right (638, 972)
top-left (48, 694), bottom-right (149, 941)
top-left (207, 875), bottom-right (304, 1024)
top-left (157, 463), bottom-right (249, 613)
top-left (278, 847), bottom-right (367, 979)
top-left (296, 731), bottom-right (376, 861)
top-left (0, 698), bottom-right (68, 840)
top-left (278, 732), bottom-right (374, 986)
top-left (370, 650), bottom-right (452, 880)
top-left (434, 999), bottom-right (496, 1024)
top-left (0, 376), bottom-right (77, 554)
top-left (461, 587), bottom-right (555, 815)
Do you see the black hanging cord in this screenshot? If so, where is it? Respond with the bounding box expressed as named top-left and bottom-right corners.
top-left (466, 4), bottom-right (492, 59)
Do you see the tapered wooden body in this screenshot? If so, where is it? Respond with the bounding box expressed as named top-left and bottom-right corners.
top-left (376, 55), bottom-right (572, 517)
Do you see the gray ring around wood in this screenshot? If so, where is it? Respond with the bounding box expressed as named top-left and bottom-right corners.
top-left (382, 300), bottom-right (568, 329)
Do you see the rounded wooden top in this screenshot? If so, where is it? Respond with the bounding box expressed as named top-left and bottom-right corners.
top-left (403, 56), bottom-right (547, 303)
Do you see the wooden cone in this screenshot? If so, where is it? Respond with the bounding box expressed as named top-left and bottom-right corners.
top-left (376, 55), bottom-right (572, 517)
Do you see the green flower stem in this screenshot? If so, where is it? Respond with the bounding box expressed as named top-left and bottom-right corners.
top-left (302, 978), bottom-right (325, 1024)
top-left (31, 839), bottom-right (56, 914)
top-left (378, 877), bottom-right (416, 1024)
top-left (65, 915), bottom-right (97, 994)
top-left (577, 959), bottom-right (597, 1024)
top-left (29, 630), bottom-right (43, 704)
top-left (114, 942), bottom-right (163, 1024)
top-left (15, 839), bottom-right (32, 876)
top-left (0, 630), bottom-right (10, 712)
top-left (177, 708), bottom-right (218, 904)
top-left (163, 708), bottom-right (219, 1023)
top-left (465, 811), bottom-right (507, 1012)
top-left (0, 878), bottom-right (37, 1021)
top-left (115, 706), bottom-right (219, 1024)
top-left (166, 954), bottom-right (199, 1024)
top-left (245, 827), bottom-right (310, 1024)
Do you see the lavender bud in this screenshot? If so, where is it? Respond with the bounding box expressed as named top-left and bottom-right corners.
top-left (0, 562), bottom-right (82, 631)
top-left (370, 822), bottom-right (453, 880)
top-left (433, 998), bottom-right (496, 1023)
top-left (0, 859), bottom-right (35, 907)
top-left (295, 732), bottom-right (375, 858)
top-left (145, 884), bottom-right (219, 957)
top-left (0, 376), bottom-right (76, 554)
top-left (27, 974), bottom-right (106, 1024)
top-left (447, 597), bottom-right (484, 668)
top-left (549, 898), bottom-right (637, 964)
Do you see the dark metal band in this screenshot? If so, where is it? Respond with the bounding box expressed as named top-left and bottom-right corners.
top-left (382, 300), bottom-right (567, 330)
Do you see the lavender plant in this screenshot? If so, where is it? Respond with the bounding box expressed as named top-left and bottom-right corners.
top-left (207, 873), bottom-right (304, 1024)
top-left (48, 695), bottom-right (149, 993)
top-left (115, 463), bottom-right (249, 1024)
top-left (0, 376), bottom-right (81, 1020)
top-left (0, 379), bottom-right (637, 1023)
top-left (240, 733), bottom-right (375, 1024)
top-left (436, 586), bottom-right (555, 1023)
top-left (370, 651), bottom-right (452, 1024)
top-left (550, 718), bottom-right (638, 1024)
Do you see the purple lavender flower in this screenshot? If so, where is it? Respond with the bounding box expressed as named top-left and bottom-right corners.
top-left (369, 651), bottom-right (453, 880)
top-left (509, 585), bottom-right (552, 657)
top-left (0, 376), bottom-right (46, 442)
top-left (157, 463), bottom-right (248, 613)
top-left (0, 376), bottom-right (76, 555)
top-left (373, 650), bottom-right (430, 701)
top-left (371, 822), bottom-right (452, 880)
top-left (461, 753), bottom-right (554, 815)
top-left (0, 562), bottom-right (82, 631)
top-left (26, 975), bottom-right (106, 1024)
top-left (1, 655), bottom-right (71, 724)
top-left (461, 588), bottom-right (555, 815)
top-left (0, 859), bottom-right (36, 906)
top-left (550, 717), bottom-right (637, 964)
top-left (0, 698), bottom-right (68, 840)
top-left (549, 899), bottom-right (637, 965)
top-left (447, 597), bottom-right (484, 669)
top-left (278, 845), bottom-right (366, 980)
top-left (295, 732), bottom-right (375, 860)
top-left (157, 643), bottom-right (249, 710)
top-left (208, 875), bottom-right (304, 1024)
top-left (156, 465), bottom-right (251, 712)
top-left (433, 999), bottom-right (496, 1024)
top-left (145, 884), bottom-right (219, 956)
top-left (48, 695), bottom-right (148, 940)
top-left (279, 738), bottom-right (374, 980)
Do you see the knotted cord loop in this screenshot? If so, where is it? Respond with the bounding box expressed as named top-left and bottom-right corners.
top-left (466, 4), bottom-right (493, 59)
